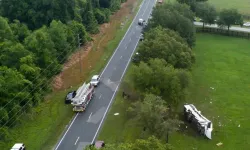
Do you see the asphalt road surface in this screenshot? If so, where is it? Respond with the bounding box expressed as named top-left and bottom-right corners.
top-left (54, 0), bottom-right (157, 150)
top-left (194, 21), bottom-right (250, 33)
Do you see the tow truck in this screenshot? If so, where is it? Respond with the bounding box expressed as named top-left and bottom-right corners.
top-left (184, 104), bottom-right (213, 139)
top-left (71, 82), bottom-right (95, 112)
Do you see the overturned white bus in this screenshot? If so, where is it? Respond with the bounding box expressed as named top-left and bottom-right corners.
top-left (184, 104), bottom-right (213, 139)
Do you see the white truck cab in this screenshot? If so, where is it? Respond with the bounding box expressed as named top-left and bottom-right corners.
top-left (184, 104), bottom-right (213, 139)
top-left (10, 143), bottom-right (26, 150)
top-left (90, 75), bottom-right (100, 86)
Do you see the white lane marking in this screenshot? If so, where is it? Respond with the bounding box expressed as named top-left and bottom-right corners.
top-left (89, 112), bottom-right (93, 119)
top-left (142, 0), bottom-right (151, 17)
top-left (54, 0), bottom-right (147, 149)
top-left (120, 56), bottom-right (123, 59)
top-left (54, 113), bottom-right (79, 150)
top-left (99, 94), bottom-right (102, 99)
top-left (74, 137), bottom-right (80, 145)
top-left (99, 0), bottom-right (146, 78)
top-left (91, 39), bottom-right (141, 144)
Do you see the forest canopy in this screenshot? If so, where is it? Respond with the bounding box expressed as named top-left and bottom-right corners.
top-left (0, 0), bottom-right (126, 129)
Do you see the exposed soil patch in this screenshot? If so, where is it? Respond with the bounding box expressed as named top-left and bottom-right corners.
top-left (52, 0), bottom-right (138, 91)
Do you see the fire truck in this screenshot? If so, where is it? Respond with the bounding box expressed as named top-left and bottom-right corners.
top-left (184, 104), bottom-right (213, 139)
top-left (71, 82), bottom-right (95, 112)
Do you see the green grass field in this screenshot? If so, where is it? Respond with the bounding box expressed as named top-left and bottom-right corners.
top-left (99, 33), bottom-right (250, 149)
top-left (209, 0), bottom-right (250, 16)
top-left (0, 1), bottom-right (142, 149)
top-left (171, 33), bottom-right (250, 149)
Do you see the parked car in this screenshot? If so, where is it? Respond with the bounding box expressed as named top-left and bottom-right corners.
top-left (65, 91), bottom-right (76, 104)
top-left (90, 75), bottom-right (100, 87)
top-left (243, 22), bottom-right (250, 27)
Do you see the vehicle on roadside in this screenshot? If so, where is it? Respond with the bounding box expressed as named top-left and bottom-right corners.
top-left (65, 91), bottom-right (76, 104)
top-left (10, 143), bottom-right (26, 150)
top-left (184, 104), bottom-right (213, 139)
top-left (71, 82), bottom-right (95, 112)
top-left (90, 75), bottom-right (100, 87)
top-left (139, 34), bottom-right (144, 41)
top-left (132, 52), bottom-right (140, 64)
top-left (243, 22), bottom-right (250, 27)
top-left (94, 141), bottom-right (105, 149)
top-left (87, 141), bottom-right (105, 149)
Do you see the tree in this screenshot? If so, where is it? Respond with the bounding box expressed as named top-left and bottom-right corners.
top-left (19, 55), bottom-right (45, 105)
top-left (0, 16), bottom-right (13, 42)
top-left (135, 26), bottom-right (195, 69)
top-left (24, 27), bottom-right (61, 78)
top-left (48, 20), bottom-right (72, 63)
top-left (83, 0), bottom-right (99, 33)
top-left (163, 2), bottom-right (195, 21)
top-left (0, 41), bottom-right (30, 68)
top-left (217, 8), bottom-right (243, 32)
top-left (67, 20), bottom-right (88, 47)
top-left (85, 136), bottom-right (172, 150)
top-left (131, 59), bottom-right (191, 107)
top-left (147, 4), bottom-right (196, 47)
top-left (177, 0), bottom-right (208, 12)
top-left (10, 20), bottom-right (31, 42)
top-left (0, 66), bottom-right (32, 125)
top-left (128, 94), bottom-right (182, 142)
top-left (196, 2), bottom-right (217, 29)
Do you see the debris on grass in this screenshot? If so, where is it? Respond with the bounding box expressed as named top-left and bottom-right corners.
top-left (216, 142), bottom-right (223, 146)
top-left (114, 113), bottom-right (119, 116)
top-left (210, 87), bottom-right (215, 90)
top-left (238, 124), bottom-right (241, 127)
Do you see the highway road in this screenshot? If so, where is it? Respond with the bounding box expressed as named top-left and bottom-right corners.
top-left (194, 21), bottom-right (250, 33)
top-left (54, 0), bottom-right (157, 150)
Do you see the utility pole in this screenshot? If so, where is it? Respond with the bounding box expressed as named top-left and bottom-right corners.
top-left (78, 34), bottom-right (82, 80)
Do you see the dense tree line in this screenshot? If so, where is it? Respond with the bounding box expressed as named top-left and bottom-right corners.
top-left (145, 2), bottom-right (196, 47)
top-left (0, 0), bottom-right (126, 132)
top-left (0, 0), bottom-right (122, 32)
top-left (179, 0), bottom-right (243, 32)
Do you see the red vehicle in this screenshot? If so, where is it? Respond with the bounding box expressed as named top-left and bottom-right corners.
top-left (71, 82), bottom-right (95, 112)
